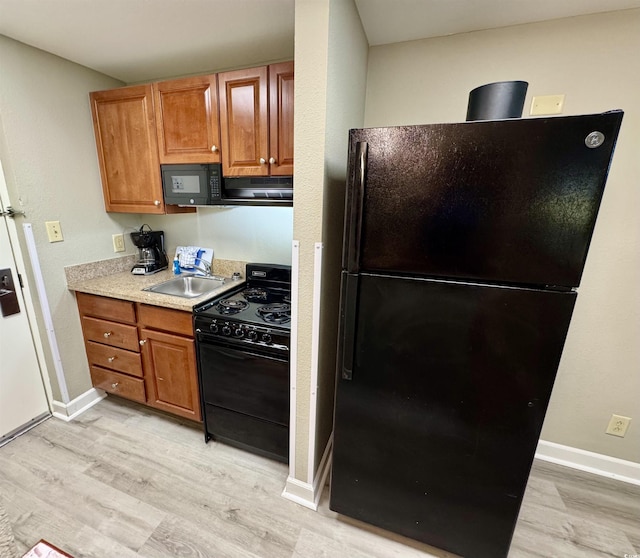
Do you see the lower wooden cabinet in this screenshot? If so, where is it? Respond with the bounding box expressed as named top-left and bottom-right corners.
top-left (76, 292), bottom-right (201, 422)
top-left (140, 329), bottom-right (200, 421)
top-left (90, 365), bottom-right (146, 404)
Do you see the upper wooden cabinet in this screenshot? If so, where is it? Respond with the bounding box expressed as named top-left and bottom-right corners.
top-left (90, 85), bottom-right (166, 214)
top-left (153, 75), bottom-right (221, 164)
top-left (218, 61), bottom-right (294, 177)
top-left (269, 61), bottom-right (295, 177)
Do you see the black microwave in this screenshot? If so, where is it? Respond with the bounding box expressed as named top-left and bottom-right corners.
top-left (161, 163), bottom-right (293, 207)
top-left (161, 164), bottom-right (222, 206)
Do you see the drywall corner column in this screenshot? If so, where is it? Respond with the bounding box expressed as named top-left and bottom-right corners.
top-left (291, 0), bottom-right (331, 483)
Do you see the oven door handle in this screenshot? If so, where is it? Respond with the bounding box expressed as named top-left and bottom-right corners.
top-left (203, 345), bottom-right (246, 361)
top-left (197, 337), bottom-right (289, 363)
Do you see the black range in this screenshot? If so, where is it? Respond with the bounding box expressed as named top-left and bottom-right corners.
top-left (194, 263), bottom-right (291, 462)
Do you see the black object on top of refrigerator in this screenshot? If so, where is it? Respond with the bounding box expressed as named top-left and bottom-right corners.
top-left (330, 111), bottom-right (623, 558)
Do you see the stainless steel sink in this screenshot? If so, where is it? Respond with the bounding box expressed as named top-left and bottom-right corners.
top-left (143, 275), bottom-right (227, 298)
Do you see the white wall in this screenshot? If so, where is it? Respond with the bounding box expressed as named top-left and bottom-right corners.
top-left (290, 0), bottom-right (368, 486)
top-left (315, 0), bottom-right (368, 473)
top-left (363, 10), bottom-right (640, 463)
top-left (0, 35), bottom-right (137, 401)
top-left (143, 207), bottom-right (293, 265)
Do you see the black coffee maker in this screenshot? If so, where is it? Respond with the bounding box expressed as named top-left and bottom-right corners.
top-left (130, 225), bottom-right (168, 275)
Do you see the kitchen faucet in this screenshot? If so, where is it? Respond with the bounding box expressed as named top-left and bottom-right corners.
top-left (188, 261), bottom-right (227, 282)
top-left (190, 260), bottom-right (212, 276)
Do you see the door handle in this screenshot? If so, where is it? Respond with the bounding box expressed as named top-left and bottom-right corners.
top-left (0, 206), bottom-right (26, 219)
top-left (339, 273), bottom-right (359, 381)
top-left (345, 142), bottom-right (367, 273)
top-left (0, 268), bottom-right (20, 317)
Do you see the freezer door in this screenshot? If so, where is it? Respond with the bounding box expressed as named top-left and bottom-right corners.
top-left (345, 111), bottom-right (623, 287)
top-left (330, 273), bottom-right (576, 558)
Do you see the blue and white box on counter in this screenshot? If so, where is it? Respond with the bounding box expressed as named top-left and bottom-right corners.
top-left (174, 246), bottom-right (213, 275)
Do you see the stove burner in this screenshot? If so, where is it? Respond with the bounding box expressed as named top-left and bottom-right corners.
top-left (216, 299), bottom-right (249, 315)
top-left (258, 303), bottom-right (291, 324)
top-left (243, 288), bottom-right (269, 303)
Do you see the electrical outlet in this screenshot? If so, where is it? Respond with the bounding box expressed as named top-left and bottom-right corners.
top-left (112, 233), bottom-right (125, 252)
top-left (45, 221), bottom-right (63, 242)
top-left (606, 414), bottom-right (631, 438)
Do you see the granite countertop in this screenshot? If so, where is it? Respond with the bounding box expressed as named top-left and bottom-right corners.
top-left (65, 255), bottom-right (246, 312)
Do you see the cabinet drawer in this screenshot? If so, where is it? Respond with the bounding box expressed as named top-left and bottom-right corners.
top-left (77, 292), bottom-right (136, 324)
top-left (82, 316), bottom-right (139, 351)
top-left (86, 341), bottom-right (143, 378)
top-left (90, 366), bottom-right (146, 403)
top-left (138, 304), bottom-right (193, 337)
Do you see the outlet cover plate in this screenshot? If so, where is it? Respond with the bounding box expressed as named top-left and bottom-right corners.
top-left (530, 94), bottom-right (565, 116)
top-left (606, 414), bottom-right (631, 437)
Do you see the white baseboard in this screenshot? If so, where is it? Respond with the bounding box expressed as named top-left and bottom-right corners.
top-left (536, 439), bottom-right (640, 486)
top-left (51, 388), bottom-right (106, 422)
top-left (282, 434), bottom-right (333, 510)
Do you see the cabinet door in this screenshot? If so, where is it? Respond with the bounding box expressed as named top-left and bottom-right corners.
top-left (90, 85), bottom-right (165, 213)
top-left (140, 328), bottom-right (201, 422)
top-left (154, 75), bottom-right (221, 164)
top-left (218, 66), bottom-right (269, 176)
top-left (268, 61), bottom-right (294, 176)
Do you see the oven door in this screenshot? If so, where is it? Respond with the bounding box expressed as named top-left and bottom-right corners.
top-left (196, 337), bottom-right (289, 461)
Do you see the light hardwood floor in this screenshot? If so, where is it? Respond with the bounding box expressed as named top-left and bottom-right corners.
top-left (0, 398), bottom-right (638, 558)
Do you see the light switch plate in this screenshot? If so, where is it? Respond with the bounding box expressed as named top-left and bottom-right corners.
top-left (530, 95), bottom-right (565, 116)
top-left (45, 221), bottom-right (63, 242)
top-left (112, 233), bottom-right (125, 252)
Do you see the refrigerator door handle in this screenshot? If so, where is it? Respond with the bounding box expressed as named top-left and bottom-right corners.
top-left (339, 273), bottom-right (359, 380)
top-left (345, 142), bottom-right (368, 273)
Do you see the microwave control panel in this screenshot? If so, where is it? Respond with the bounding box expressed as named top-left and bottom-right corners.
top-left (209, 167), bottom-right (221, 200)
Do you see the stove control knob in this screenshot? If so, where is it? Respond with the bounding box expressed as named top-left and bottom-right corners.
top-left (209, 323), bottom-right (219, 334)
top-left (261, 333), bottom-right (272, 344)
top-left (233, 327), bottom-right (244, 338)
top-left (222, 325), bottom-right (232, 336)
top-left (247, 330), bottom-right (258, 341)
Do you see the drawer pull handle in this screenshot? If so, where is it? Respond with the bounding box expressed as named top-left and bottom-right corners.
top-left (269, 157), bottom-right (276, 164)
top-left (139, 339), bottom-right (147, 346)
top-left (111, 382), bottom-right (119, 389)
top-left (107, 356), bottom-right (116, 363)
top-left (103, 331), bottom-right (112, 338)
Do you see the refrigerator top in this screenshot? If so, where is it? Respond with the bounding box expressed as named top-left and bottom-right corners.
top-left (343, 111), bottom-right (623, 288)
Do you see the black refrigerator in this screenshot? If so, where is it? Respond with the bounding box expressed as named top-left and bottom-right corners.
top-left (330, 111), bottom-right (623, 558)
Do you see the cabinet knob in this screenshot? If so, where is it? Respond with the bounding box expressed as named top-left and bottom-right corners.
top-left (269, 157), bottom-right (276, 164)
top-left (111, 382), bottom-right (119, 389)
top-left (259, 158), bottom-right (266, 164)
top-left (139, 339), bottom-right (147, 346)
top-left (103, 331), bottom-right (112, 338)
top-left (107, 356), bottom-right (116, 363)
top-left (154, 200), bottom-right (161, 206)
top-left (211, 145), bottom-right (218, 152)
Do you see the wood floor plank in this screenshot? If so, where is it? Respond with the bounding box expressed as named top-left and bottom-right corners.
top-left (139, 515), bottom-right (267, 558)
top-left (1, 398), bottom-right (638, 558)
top-left (0, 450), bottom-right (165, 551)
top-left (292, 526), bottom-right (382, 558)
top-left (83, 449), bottom-right (300, 557)
top-left (0, 479), bottom-right (141, 558)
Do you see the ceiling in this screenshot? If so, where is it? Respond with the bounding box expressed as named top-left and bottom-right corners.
top-left (1, 0), bottom-right (639, 83)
